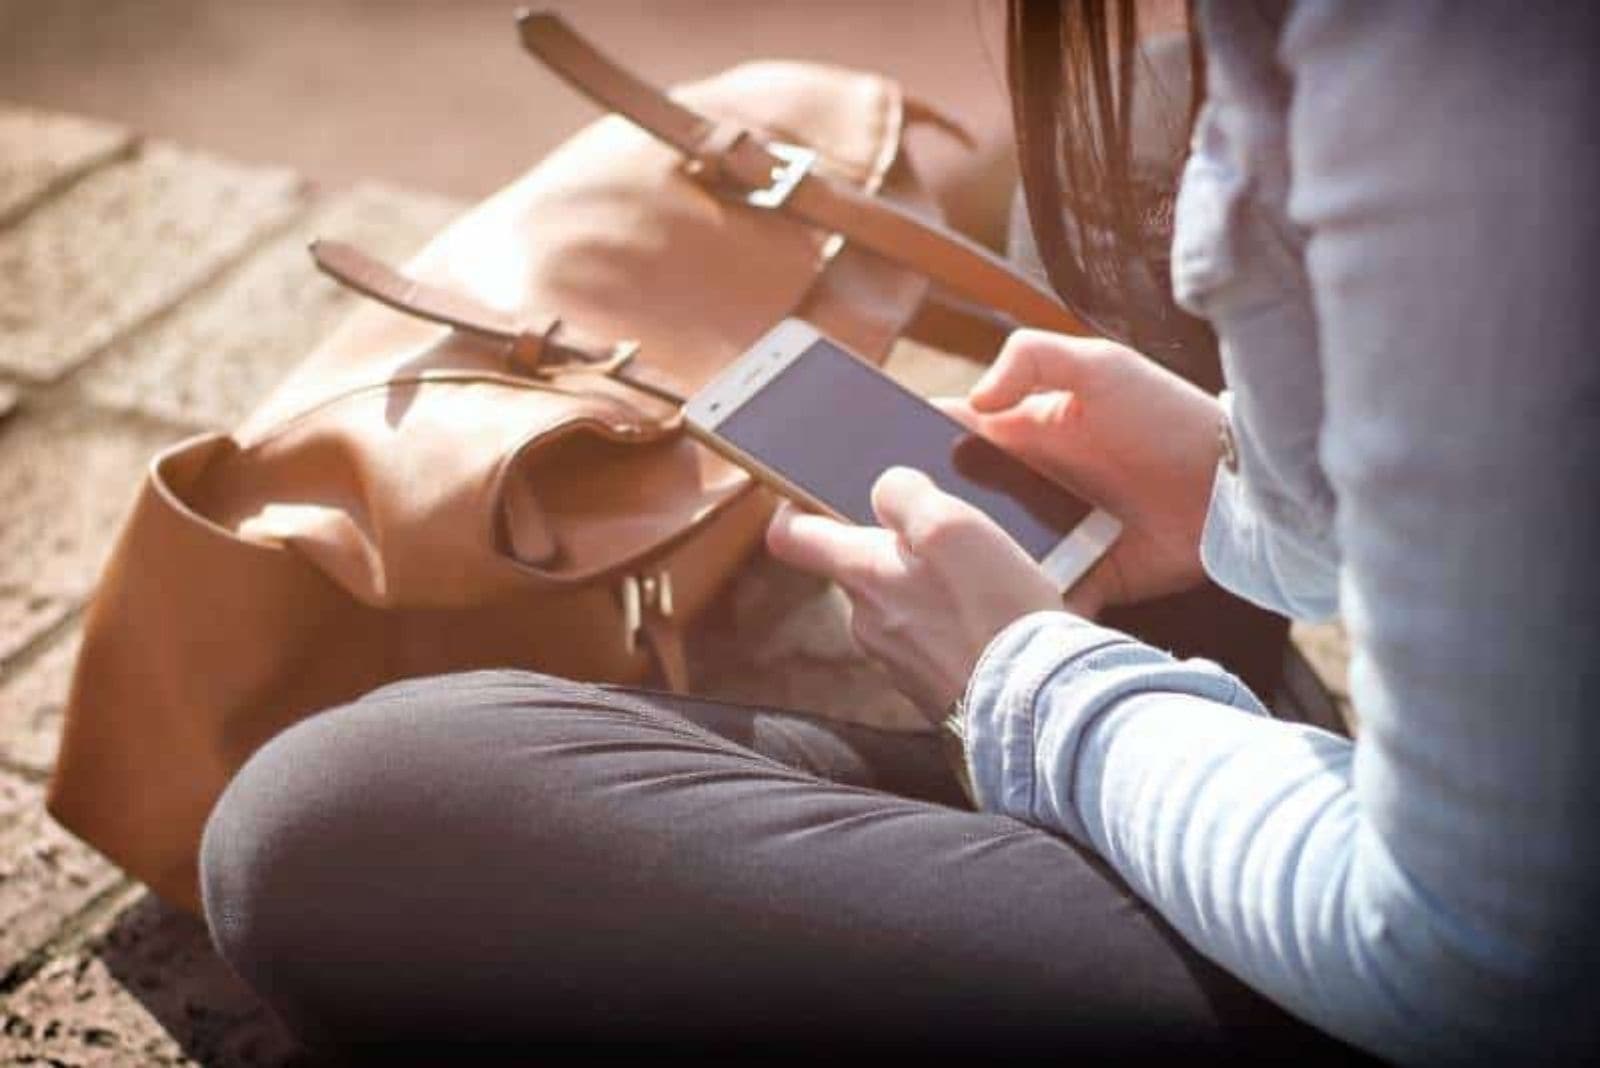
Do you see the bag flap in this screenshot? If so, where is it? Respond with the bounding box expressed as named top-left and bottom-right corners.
top-left (239, 60), bottom-right (914, 441)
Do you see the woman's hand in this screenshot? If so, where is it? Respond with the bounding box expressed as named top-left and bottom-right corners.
top-left (940, 329), bottom-right (1224, 616)
top-left (765, 467), bottom-right (1062, 722)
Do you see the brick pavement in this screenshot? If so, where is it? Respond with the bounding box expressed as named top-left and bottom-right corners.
top-left (0, 102), bottom-right (1354, 1064)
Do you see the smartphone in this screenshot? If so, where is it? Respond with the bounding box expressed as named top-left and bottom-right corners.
top-left (684, 319), bottom-right (1121, 592)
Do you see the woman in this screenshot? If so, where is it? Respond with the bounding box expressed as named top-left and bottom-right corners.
top-left (199, 2), bottom-right (1599, 1061)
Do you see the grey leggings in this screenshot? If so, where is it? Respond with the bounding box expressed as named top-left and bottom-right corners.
top-left (199, 670), bottom-right (1363, 1058)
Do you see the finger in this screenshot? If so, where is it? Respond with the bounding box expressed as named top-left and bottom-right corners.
top-left (766, 502), bottom-right (898, 586)
top-left (869, 466), bottom-right (993, 560)
top-left (969, 329), bottom-right (1109, 413)
top-left (938, 392), bottom-right (1092, 488)
top-left (938, 391), bottom-right (1072, 443)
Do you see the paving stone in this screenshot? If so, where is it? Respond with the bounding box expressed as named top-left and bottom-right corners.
top-left (0, 769), bottom-right (122, 984)
top-left (0, 770), bottom-right (35, 822)
top-left (0, 587), bottom-right (70, 670)
top-left (0, 891), bottom-right (312, 1067)
top-left (0, 629), bottom-right (79, 774)
top-left (0, 405), bottom-right (180, 606)
top-left (0, 404), bottom-right (178, 678)
top-left (0, 142), bottom-right (305, 382)
top-left (0, 105), bottom-right (133, 228)
top-left (89, 182), bottom-right (462, 429)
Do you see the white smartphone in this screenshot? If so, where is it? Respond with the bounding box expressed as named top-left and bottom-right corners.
top-left (684, 318), bottom-right (1121, 593)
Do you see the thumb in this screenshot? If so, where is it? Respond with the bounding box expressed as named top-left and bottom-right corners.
top-left (970, 329), bottom-right (1106, 413)
top-left (871, 466), bottom-right (1000, 560)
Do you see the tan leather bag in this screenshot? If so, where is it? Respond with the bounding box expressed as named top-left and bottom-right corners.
top-left (47, 13), bottom-right (1086, 913)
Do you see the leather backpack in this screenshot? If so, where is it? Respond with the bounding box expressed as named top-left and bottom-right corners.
top-left (47, 12), bottom-right (1087, 912)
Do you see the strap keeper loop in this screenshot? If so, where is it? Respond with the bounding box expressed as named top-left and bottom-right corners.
top-left (685, 121), bottom-right (748, 185)
top-left (506, 318), bottom-right (562, 374)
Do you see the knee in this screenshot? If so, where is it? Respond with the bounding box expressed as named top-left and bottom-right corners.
top-left (198, 700), bottom-right (345, 1034)
top-left (199, 684), bottom-right (406, 1014)
top-left (198, 670), bottom-right (597, 1019)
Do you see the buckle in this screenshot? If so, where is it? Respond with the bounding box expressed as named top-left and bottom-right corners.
top-left (595, 339), bottom-right (642, 375)
top-left (744, 142), bottom-right (816, 209)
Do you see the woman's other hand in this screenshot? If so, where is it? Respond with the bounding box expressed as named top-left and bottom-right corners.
top-left (765, 468), bottom-right (1061, 721)
top-left (939, 329), bottom-right (1223, 616)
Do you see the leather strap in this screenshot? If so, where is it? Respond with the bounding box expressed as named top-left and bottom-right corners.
top-left (312, 240), bottom-right (559, 366)
top-left (310, 240), bottom-right (689, 405)
top-left (640, 613), bottom-right (691, 694)
top-left (518, 11), bottom-right (1089, 338)
top-left (902, 289), bottom-right (1014, 364)
top-left (903, 95), bottom-right (978, 150)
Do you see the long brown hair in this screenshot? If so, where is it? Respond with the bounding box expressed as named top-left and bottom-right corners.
top-left (1007, 1), bottom-right (1211, 375)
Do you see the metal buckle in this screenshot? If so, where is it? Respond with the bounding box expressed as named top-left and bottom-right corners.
top-left (744, 143), bottom-right (816, 209)
top-left (595, 339), bottom-right (641, 375)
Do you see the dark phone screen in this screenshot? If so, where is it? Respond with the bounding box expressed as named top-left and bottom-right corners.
top-left (716, 338), bottom-right (1091, 560)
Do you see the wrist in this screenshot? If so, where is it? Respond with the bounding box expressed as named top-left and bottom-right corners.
top-left (1177, 392), bottom-right (1233, 576)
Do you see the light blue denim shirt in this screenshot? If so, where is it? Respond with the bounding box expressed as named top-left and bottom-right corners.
top-left (963, 4), bottom-right (1600, 1063)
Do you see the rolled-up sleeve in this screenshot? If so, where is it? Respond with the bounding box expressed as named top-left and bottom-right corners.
top-left (964, 4), bottom-right (1600, 1063)
top-left (1200, 391), bottom-right (1341, 622)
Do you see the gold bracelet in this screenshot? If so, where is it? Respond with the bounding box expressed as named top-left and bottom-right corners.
top-left (1218, 406), bottom-right (1239, 474)
top-left (939, 696), bottom-right (977, 806)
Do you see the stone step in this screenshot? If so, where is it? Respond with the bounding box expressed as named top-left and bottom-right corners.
top-left (0, 628), bottom-right (79, 775)
top-left (0, 105), bottom-right (133, 229)
top-left (0, 405), bottom-right (181, 665)
top-left (88, 182), bottom-right (462, 430)
top-left (0, 769), bottom-right (123, 988)
top-left (0, 888), bottom-right (304, 1067)
top-left (0, 142), bottom-right (304, 383)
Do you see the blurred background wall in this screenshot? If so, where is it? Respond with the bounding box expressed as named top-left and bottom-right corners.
top-left (0, 0), bottom-right (1018, 241)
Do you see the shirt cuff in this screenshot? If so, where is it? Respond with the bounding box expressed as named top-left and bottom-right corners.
top-left (961, 611), bottom-right (1128, 838)
top-left (960, 609), bottom-right (1273, 843)
top-left (1200, 394), bottom-right (1342, 622)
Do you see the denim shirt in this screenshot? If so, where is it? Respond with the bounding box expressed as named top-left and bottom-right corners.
top-left (962, 4), bottom-right (1600, 1062)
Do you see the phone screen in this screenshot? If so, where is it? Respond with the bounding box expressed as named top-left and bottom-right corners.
top-left (714, 337), bottom-right (1092, 561)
